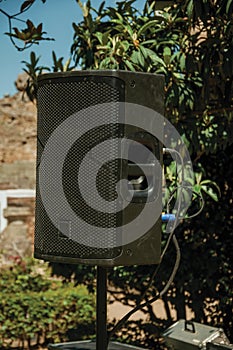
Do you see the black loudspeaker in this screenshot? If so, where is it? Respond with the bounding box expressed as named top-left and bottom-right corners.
top-left (34, 70), bottom-right (164, 266)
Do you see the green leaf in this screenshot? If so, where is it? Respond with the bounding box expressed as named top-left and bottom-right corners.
top-left (98, 1), bottom-right (105, 15)
top-left (94, 32), bottom-right (103, 44)
top-left (102, 31), bottom-right (110, 45)
top-left (163, 46), bottom-right (171, 65)
top-left (187, 0), bottom-right (194, 19)
top-left (130, 51), bottom-right (139, 65)
top-left (30, 51), bottom-right (36, 66)
top-left (72, 22), bottom-right (80, 33)
top-left (124, 59), bottom-right (136, 71)
top-left (99, 57), bottom-right (110, 69)
top-left (141, 39), bottom-right (157, 45)
top-left (138, 20), bottom-right (158, 37)
top-left (201, 180), bottom-right (221, 197)
top-left (115, 11), bottom-right (124, 22)
top-left (121, 40), bottom-right (130, 52)
top-left (111, 19), bottom-right (124, 24)
top-left (139, 44), bottom-right (148, 59)
top-left (144, 48), bottom-right (166, 66)
top-left (179, 53), bottom-right (186, 71)
top-left (26, 19), bottom-right (34, 30)
top-left (20, 0), bottom-right (35, 13)
top-left (137, 49), bottom-right (145, 66)
top-left (163, 46), bottom-right (171, 56)
top-left (201, 186), bottom-right (219, 202)
top-left (226, 0), bottom-right (233, 13)
top-left (148, 1), bottom-right (156, 14)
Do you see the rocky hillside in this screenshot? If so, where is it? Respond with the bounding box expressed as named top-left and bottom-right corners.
top-left (0, 76), bottom-right (37, 189)
top-left (0, 74), bottom-right (37, 262)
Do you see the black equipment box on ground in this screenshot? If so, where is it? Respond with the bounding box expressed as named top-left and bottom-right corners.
top-left (163, 319), bottom-right (230, 350)
top-left (48, 340), bottom-right (146, 350)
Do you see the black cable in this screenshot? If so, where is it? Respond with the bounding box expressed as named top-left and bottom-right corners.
top-left (112, 148), bottom-right (184, 323)
top-left (139, 148), bottom-right (184, 299)
top-left (107, 147), bottom-right (201, 343)
top-left (166, 186), bottom-right (205, 220)
top-left (135, 148), bottom-right (199, 314)
top-left (139, 152), bottom-right (204, 308)
top-left (107, 234), bottom-right (181, 343)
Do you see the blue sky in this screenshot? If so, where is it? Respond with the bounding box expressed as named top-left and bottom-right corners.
top-left (0, 0), bottom-right (141, 97)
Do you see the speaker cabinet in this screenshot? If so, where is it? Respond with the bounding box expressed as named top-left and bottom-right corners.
top-left (34, 70), bottom-right (164, 266)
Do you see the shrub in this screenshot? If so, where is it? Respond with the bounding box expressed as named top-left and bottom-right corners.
top-left (0, 258), bottom-right (95, 348)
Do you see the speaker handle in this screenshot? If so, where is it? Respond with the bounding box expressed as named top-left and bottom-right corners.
top-left (127, 163), bottom-right (158, 199)
top-left (122, 132), bottom-right (161, 202)
top-left (184, 320), bottom-right (196, 333)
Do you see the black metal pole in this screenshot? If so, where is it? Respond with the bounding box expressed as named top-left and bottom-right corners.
top-left (96, 266), bottom-right (108, 350)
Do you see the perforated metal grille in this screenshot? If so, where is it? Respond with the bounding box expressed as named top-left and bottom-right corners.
top-left (35, 76), bottom-right (124, 261)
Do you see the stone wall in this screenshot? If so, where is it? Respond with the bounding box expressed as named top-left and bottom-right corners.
top-left (0, 89), bottom-right (36, 177)
top-left (0, 79), bottom-right (37, 261)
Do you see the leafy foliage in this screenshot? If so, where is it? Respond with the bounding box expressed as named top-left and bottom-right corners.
top-left (0, 258), bottom-right (95, 348)
top-left (5, 20), bottom-right (47, 43)
top-left (0, 0), bottom-right (52, 51)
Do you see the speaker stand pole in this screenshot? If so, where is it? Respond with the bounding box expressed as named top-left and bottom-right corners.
top-left (96, 266), bottom-right (108, 350)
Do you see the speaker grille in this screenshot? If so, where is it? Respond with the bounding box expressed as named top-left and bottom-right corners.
top-left (35, 76), bottom-right (124, 260)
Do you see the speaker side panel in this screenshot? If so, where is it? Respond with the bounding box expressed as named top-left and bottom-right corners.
top-left (111, 72), bottom-right (164, 266)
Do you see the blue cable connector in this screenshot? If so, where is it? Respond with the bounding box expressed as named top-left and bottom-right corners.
top-left (162, 214), bottom-right (176, 222)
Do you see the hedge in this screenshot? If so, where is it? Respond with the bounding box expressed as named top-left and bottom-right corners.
top-left (0, 258), bottom-right (96, 348)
